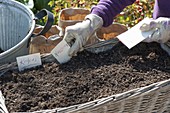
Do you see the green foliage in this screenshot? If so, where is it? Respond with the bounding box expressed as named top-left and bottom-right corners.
top-left (32, 0), bottom-right (52, 13)
top-left (49, 0), bottom-right (154, 27)
top-left (114, 0), bottom-right (154, 28)
top-left (49, 0), bottom-right (99, 24)
top-left (16, 0), bottom-right (154, 27)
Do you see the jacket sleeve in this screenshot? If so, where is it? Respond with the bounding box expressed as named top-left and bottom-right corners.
top-left (153, 0), bottom-right (170, 19)
top-left (91, 0), bottom-right (136, 27)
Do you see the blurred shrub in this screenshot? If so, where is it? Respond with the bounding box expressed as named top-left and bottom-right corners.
top-left (114, 0), bottom-right (155, 28)
top-left (48, 0), bottom-right (99, 24)
top-left (16, 0), bottom-right (154, 27)
top-left (49, 0), bottom-right (154, 27)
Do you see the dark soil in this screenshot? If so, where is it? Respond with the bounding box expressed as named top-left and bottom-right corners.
top-left (0, 42), bottom-right (170, 112)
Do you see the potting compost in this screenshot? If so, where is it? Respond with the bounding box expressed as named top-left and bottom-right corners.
top-left (0, 42), bottom-right (170, 112)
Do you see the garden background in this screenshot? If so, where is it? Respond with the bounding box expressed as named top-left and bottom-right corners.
top-left (15, 0), bottom-right (154, 28)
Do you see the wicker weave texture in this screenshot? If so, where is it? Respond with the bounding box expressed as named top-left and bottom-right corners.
top-left (33, 79), bottom-right (170, 113)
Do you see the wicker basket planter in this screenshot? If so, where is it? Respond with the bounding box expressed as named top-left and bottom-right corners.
top-left (0, 52), bottom-right (170, 113)
top-left (33, 79), bottom-right (170, 113)
top-left (0, 8), bottom-right (170, 113)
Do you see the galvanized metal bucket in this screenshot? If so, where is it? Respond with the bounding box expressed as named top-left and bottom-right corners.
top-left (0, 0), bottom-right (53, 64)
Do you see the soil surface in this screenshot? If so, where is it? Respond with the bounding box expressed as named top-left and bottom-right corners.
top-left (0, 42), bottom-right (170, 112)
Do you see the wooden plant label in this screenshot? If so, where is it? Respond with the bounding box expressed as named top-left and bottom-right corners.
top-left (16, 53), bottom-right (42, 71)
top-left (51, 40), bottom-right (71, 64)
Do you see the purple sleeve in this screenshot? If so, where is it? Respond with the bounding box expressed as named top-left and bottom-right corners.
top-left (91, 0), bottom-right (136, 27)
top-left (153, 0), bottom-right (170, 19)
top-left (92, 0), bottom-right (170, 27)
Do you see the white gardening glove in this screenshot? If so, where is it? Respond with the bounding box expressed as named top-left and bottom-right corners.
top-left (140, 17), bottom-right (170, 43)
top-left (63, 14), bottom-right (103, 56)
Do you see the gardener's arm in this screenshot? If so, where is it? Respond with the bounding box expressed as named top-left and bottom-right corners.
top-left (140, 0), bottom-right (170, 43)
top-left (91, 0), bottom-right (136, 27)
top-left (153, 0), bottom-right (170, 19)
top-left (64, 0), bottom-right (136, 56)
top-left (93, 0), bottom-right (170, 28)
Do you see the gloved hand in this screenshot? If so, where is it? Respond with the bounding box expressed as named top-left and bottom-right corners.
top-left (140, 17), bottom-right (170, 43)
top-left (63, 14), bottom-right (103, 56)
